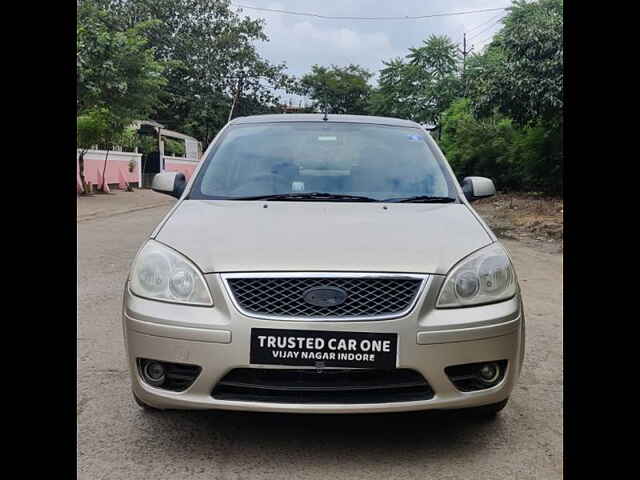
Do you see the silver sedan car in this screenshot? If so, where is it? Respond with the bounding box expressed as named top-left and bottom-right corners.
top-left (123, 114), bottom-right (525, 416)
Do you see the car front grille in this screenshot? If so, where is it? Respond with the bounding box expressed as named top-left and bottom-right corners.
top-left (222, 273), bottom-right (426, 320)
top-left (211, 368), bottom-right (434, 404)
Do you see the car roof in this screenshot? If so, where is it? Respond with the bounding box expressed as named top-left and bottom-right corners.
top-left (229, 113), bottom-right (421, 128)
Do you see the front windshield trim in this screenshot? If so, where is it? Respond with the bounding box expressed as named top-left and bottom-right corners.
top-left (186, 121), bottom-right (461, 203)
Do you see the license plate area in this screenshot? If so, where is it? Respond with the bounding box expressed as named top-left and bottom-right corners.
top-left (250, 328), bottom-right (398, 369)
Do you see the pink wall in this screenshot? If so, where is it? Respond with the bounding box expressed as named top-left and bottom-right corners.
top-left (77, 151), bottom-right (141, 191)
top-left (164, 159), bottom-right (198, 180)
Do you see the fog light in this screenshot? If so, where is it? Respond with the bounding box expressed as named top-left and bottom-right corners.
top-left (477, 362), bottom-right (500, 384)
top-left (142, 361), bottom-right (166, 387)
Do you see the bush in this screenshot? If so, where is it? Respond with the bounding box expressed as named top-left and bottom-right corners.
top-left (440, 99), bottom-right (523, 190)
top-left (438, 98), bottom-right (561, 195)
top-left (511, 123), bottom-right (562, 195)
top-left (136, 135), bottom-right (157, 154)
top-left (163, 138), bottom-right (185, 157)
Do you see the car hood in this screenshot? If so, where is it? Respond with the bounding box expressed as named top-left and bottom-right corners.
top-left (154, 200), bottom-right (493, 275)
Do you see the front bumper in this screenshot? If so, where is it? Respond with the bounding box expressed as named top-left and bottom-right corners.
top-left (123, 273), bottom-right (525, 413)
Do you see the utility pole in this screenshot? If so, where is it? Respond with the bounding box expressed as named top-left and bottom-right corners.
top-left (228, 74), bottom-right (244, 122)
top-left (322, 85), bottom-right (329, 120)
top-left (458, 33), bottom-right (474, 96)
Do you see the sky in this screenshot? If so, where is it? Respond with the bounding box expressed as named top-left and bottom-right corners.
top-left (231, 0), bottom-right (512, 105)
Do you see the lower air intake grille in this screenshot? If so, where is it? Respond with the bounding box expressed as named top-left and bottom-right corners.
top-left (211, 368), bottom-right (434, 404)
top-left (224, 275), bottom-right (424, 319)
top-left (136, 358), bottom-right (201, 392)
top-left (445, 360), bottom-right (508, 392)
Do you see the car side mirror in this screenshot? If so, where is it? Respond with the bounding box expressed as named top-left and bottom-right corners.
top-left (152, 172), bottom-right (186, 199)
top-left (461, 176), bottom-right (496, 202)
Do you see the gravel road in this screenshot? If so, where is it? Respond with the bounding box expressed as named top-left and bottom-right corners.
top-left (77, 201), bottom-right (562, 480)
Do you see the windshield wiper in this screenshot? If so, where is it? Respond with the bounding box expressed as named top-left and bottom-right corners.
top-left (384, 195), bottom-right (457, 203)
top-left (232, 192), bottom-right (380, 202)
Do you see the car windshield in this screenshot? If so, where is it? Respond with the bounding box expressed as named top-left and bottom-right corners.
top-left (189, 122), bottom-right (458, 202)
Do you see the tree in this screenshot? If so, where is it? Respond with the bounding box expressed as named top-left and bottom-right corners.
top-left (369, 35), bottom-right (462, 129)
top-left (162, 137), bottom-right (186, 157)
top-left (76, 107), bottom-right (135, 193)
top-left (472, 0), bottom-right (563, 127)
top-left (299, 64), bottom-right (373, 115)
top-left (440, 99), bottom-right (522, 190)
top-left (466, 0), bottom-right (563, 194)
top-left (77, 0), bottom-right (166, 123)
top-left (439, 97), bottom-right (562, 195)
top-left (77, 108), bottom-right (110, 193)
top-left (368, 58), bottom-right (415, 120)
top-left (460, 48), bottom-right (502, 105)
top-left (92, 0), bottom-right (296, 145)
top-left (368, 1), bottom-right (563, 195)
top-left (407, 35), bottom-right (459, 79)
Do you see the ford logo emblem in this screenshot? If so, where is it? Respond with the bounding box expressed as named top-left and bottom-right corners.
top-left (303, 286), bottom-right (348, 307)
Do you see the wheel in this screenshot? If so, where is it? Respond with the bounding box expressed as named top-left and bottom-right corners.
top-left (133, 392), bottom-right (160, 411)
top-left (461, 398), bottom-right (509, 418)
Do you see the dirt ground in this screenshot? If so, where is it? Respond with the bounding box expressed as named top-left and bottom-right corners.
top-left (473, 193), bottom-right (563, 254)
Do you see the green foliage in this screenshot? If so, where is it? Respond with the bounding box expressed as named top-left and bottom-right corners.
top-left (368, 58), bottom-right (417, 120)
top-left (77, 108), bottom-right (110, 151)
top-left (76, 106), bottom-right (140, 191)
top-left (136, 134), bottom-right (157, 154)
top-left (118, 126), bottom-right (141, 152)
top-left (77, 0), bottom-right (563, 195)
top-left (463, 47), bottom-right (504, 102)
top-left (439, 99), bottom-right (562, 195)
top-left (472, 0), bottom-right (563, 127)
top-left (440, 99), bottom-right (523, 190)
top-left (77, 1), bottom-right (166, 124)
top-left (299, 64), bottom-right (373, 115)
top-left (91, 0), bottom-right (296, 145)
top-left (368, 35), bottom-right (462, 127)
top-left (163, 138), bottom-right (186, 157)
top-left (76, 107), bottom-right (130, 151)
top-left (407, 35), bottom-right (459, 78)
top-left (510, 123), bottom-right (562, 194)
top-left (430, 0), bottom-right (563, 195)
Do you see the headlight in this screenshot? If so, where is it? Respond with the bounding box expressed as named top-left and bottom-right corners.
top-left (437, 243), bottom-right (517, 308)
top-left (129, 240), bottom-right (213, 306)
